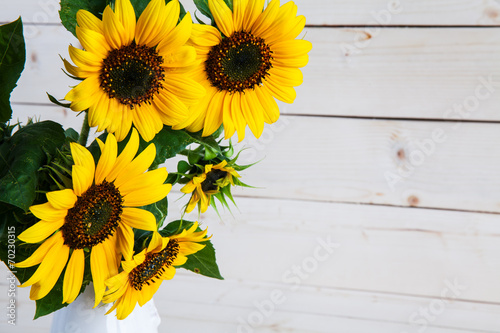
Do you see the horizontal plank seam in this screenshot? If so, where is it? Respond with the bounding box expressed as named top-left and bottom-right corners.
top-left (283, 112), bottom-right (500, 124)
top-left (230, 193), bottom-right (500, 216)
top-left (160, 310), bottom-right (497, 333)
top-left (306, 24), bottom-right (500, 29)
top-left (12, 102), bottom-right (500, 125)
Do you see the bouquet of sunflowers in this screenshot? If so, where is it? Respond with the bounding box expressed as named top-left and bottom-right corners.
top-left (0, 0), bottom-right (311, 321)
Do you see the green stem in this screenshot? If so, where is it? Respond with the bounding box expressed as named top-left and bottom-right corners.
top-left (78, 112), bottom-right (90, 146)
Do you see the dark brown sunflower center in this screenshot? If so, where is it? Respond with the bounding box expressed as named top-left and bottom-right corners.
top-left (205, 31), bottom-right (273, 93)
top-left (201, 169), bottom-right (228, 192)
top-left (61, 180), bottom-right (123, 249)
top-left (100, 42), bottom-right (164, 108)
top-left (129, 239), bottom-right (180, 291)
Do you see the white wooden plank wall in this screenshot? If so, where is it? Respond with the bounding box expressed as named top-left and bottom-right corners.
top-left (1, 0), bottom-right (500, 332)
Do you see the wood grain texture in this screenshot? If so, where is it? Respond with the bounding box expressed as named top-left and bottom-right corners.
top-left (1, 0), bottom-right (500, 26)
top-left (2, 194), bottom-right (500, 331)
top-left (9, 26), bottom-right (500, 121)
top-left (227, 115), bottom-right (500, 213)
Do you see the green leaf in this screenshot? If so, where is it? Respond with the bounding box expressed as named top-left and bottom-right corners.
top-left (59, 0), bottom-right (108, 37)
top-left (141, 195), bottom-right (168, 229)
top-left (143, 126), bottom-right (195, 168)
top-left (160, 220), bottom-right (223, 280)
top-left (0, 121), bottom-right (66, 211)
top-left (64, 128), bottom-right (80, 142)
top-left (0, 18), bottom-right (26, 124)
top-left (47, 93), bottom-right (71, 108)
top-left (193, 0), bottom-right (213, 22)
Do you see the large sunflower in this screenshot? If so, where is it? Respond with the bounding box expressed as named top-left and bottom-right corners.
top-left (176, 0), bottom-right (311, 141)
top-left (180, 160), bottom-right (240, 213)
top-left (103, 223), bottom-right (210, 319)
top-left (15, 129), bottom-right (171, 307)
top-left (63, 0), bottom-right (205, 142)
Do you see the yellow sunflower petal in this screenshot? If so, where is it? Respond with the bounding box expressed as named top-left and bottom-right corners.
top-left (121, 207), bottom-right (157, 231)
top-left (103, 272), bottom-right (129, 303)
top-left (137, 279), bottom-right (161, 306)
top-left (102, 6), bottom-right (127, 49)
top-left (114, 0), bottom-right (136, 45)
top-left (179, 241), bottom-right (206, 256)
top-left (147, 232), bottom-right (167, 253)
top-left (15, 232), bottom-right (62, 268)
top-left (95, 133), bottom-right (118, 184)
top-left (157, 12), bottom-right (192, 52)
top-left (70, 141), bottom-right (96, 171)
top-left (119, 168), bottom-right (168, 196)
top-left (250, 0), bottom-right (280, 36)
top-left (268, 15), bottom-right (306, 45)
top-left (47, 189), bottom-right (78, 210)
top-left (145, 0), bottom-right (181, 47)
top-left (257, 1), bottom-right (297, 43)
top-left (91, 243), bottom-right (107, 307)
top-left (76, 9), bottom-right (104, 33)
top-left (72, 165), bottom-right (94, 197)
top-left (229, 92), bottom-right (247, 141)
top-left (269, 66), bottom-right (303, 87)
top-left (272, 39), bottom-right (313, 60)
top-left (116, 222), bottom-right (135, 261)
top-left (68, 45), bottom-right (102, 71)
top-left (76, 26), bottom-right (109, 59)
top-left (241, 89), bottom-right (265, 138)
top-left (161, 45), bottom-right (197, 68)
top-left (132, 104), bottom-right (162, 142)
top-left (190, 24), bottom-right (221, 47)
top-left (154, 90), bottom-right (189, 125)
top-left (221, 89), bottom-right (236, 139)
top-left (62, 249), bottom-right (85, 304)
top-left (209, 0), bottom-right (235, 37)
top-left (272, 54), bottom-right (309, 70)
top-left (18, 220), bottom-right (64, 244)
top-left (64, 75), bottom-right (101, 107)
top-left (265, 78), bottom-right (297, 104)
top-left (115, 287), bottom-right (137, 320)
top-left (243, 0), bottom-right (265, 28)
top-left (180, 181), bottom-right (198, 194)
top-left (233, 0), bottom-right (248, 31)
top-left (29, 202), bottom-right (66, 222)
top-left (171, 254), bottom-right (187, 266)
top-left (29, 244), bottom-right (69, 301)
top-left (113, 143), bottom-right (156, 188)
top-left (202, 91), bottom-right (225, 137)
top-left (102, 234), bottom-right (119, 277)
top-left (256, 86), bottom-right (278, 125)
top-left (162, 75), bottom-right (205, 106)
top-left (106, 128), bottom-right (139, 182)
top-left (123, 184), bottom-right (172, 207)
top-left (158, 266), bottom-right (176, 280)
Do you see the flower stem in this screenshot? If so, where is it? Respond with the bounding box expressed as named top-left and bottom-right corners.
top-left (78, 112), bottom-right (90, 146)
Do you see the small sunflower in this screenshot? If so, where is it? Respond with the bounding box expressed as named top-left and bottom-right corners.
top-left (181, 160), bottom-right (240, 213)
top-left (63, 0), bottom-right (205, 142)
top-left (177, 0), bottom-right (311, 141)
top-left (15, 129), bottom-right (171, 307)
top-left (103, 223), bottom-right (210, 319)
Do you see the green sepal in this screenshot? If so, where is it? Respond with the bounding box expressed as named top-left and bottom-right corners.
top-left (193, 0), bottom-right (213, 22)
top-left (59, 0), bottom-right (108, 37)
top-left (47, 93), bottom-right (71, 108)
top-left (140, 195), bottom-right (168, 229)
top-left (0, 121), bottom-right (66, 211)
top-left (159, 220), bottom-right (223, 280)
top-left (0, 18), bottom-right (26, 124)
top-left (64, 128), bottom-right (80, 142)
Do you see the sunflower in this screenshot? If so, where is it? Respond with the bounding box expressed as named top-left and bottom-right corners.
top-left (103, 223), bottom-right (210, 319)
top-left (175, 0), bottom-right (311, 141)
top-left (15, 129), bottom-right (171, 307)
top-left (63, 0), bottom-right (205, 142)
top-left (180, 160), bottom-right (240, 213)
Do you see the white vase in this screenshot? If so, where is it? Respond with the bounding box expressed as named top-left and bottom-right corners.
top-left (50, 285), bottom-right (161, 333)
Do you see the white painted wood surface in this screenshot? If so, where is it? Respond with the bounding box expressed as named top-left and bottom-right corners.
top-left (1, 1), bottom-right (500, 333)
top-left (2, 0), bottom-right (500, 26)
